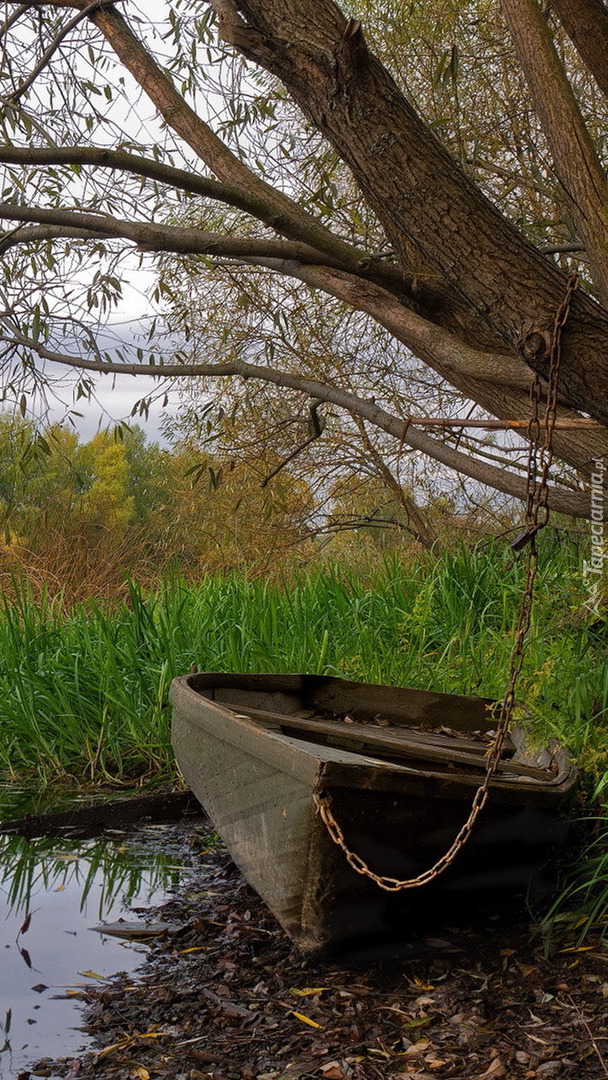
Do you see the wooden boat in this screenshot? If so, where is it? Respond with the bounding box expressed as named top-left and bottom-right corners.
top-left (170, 672), bottom-right (577, 955)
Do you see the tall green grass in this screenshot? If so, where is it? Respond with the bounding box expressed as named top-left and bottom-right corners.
top-left (0, 535), bottom-right (605, 789)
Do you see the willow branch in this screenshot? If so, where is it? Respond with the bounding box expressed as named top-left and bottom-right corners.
top-left (0, 147), bottom-right (421, 300)
top-left (0, 204), bottom-right (382, 271)
top-left (2, 328), bottom-right (593, 517)
top-left (2, 0), bottom-right (127, 103)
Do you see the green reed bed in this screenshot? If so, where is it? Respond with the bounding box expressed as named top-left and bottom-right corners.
top-left (0, 537), bottom-right (605, 791)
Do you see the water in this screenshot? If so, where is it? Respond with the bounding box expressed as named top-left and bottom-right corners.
top-left (0, 793), bottom-right (191, 1077)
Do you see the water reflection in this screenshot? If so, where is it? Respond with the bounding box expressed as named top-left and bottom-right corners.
top-left (0, 827), bottom-right (188, 1077)
top-left (1, 830), bottom-right (183, 918)
top-left (0, 778), bottom-right (116, 821)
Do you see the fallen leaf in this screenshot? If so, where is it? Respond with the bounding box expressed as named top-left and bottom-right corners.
top-left (476, 1059), bottom-right (506, 1079)
top-left (19, 913), bottom-right (32, 935)
top-left (291, 1011), bottom-right (323, 1029)
top-left (319, 1064), bottom-right (346, 1079)
top-left (78, 970), bottom-right (106, 980)
top-left (290, 987), bottom-right (329, 997)
top-left (403, 1040), bottom-right (431, 1057)
top-left (95, 1035), bottom-right (134, 1060)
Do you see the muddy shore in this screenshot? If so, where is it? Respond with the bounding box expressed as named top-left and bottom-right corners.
top-left (12, 808), bottom-right (608, 1080)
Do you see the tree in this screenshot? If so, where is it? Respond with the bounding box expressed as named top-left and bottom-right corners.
top-left (0, 0), bottom-right (607, 521)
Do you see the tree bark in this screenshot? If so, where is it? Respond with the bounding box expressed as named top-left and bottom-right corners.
top-left (500, 0), bottom-right (608, 302)
top-left (212, 0), bottom-right (608, 426)
top-left (551, 0), bottom-right (608, 99)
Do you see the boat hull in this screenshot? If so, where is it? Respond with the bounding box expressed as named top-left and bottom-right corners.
top-left (170, 673), bottom-right (576, 954)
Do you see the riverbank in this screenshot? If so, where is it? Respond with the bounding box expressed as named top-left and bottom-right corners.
top-left (25, 823), bottom-right (608, 1080)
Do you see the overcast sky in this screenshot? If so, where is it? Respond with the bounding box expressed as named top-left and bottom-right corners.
top-left (41, 266), bottom-right (183, 445)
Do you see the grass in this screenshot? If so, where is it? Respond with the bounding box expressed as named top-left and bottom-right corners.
top-left (1, 532), bottom-right (608, 936)
top-left (0, 533), bottom-right (605, 787)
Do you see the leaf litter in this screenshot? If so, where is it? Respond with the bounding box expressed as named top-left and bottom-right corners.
top-left (17, 820), bottom-right (608, 1080)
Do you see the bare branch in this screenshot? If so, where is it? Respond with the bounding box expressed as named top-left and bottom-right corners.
top-left (353, 417), bottom-right (437, 548)
top-left (0, 4), bottom-right (37, 39)
top-left (398, 417), bottom-right (601, 430)
top-left (538, 241), bottom-right (585, 255)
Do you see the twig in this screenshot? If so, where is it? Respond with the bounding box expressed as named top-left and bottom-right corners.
top-left (567, 994), bottom-right (608, 1077)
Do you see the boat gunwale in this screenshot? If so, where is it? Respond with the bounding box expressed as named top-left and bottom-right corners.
top-left (169, 673), bottom-right (577, 797)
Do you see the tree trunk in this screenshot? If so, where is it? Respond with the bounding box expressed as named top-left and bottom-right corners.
top-left (215, 0), bottom-right (608, 426)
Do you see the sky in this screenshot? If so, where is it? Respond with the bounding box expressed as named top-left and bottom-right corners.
top-left (42, 269), bottom-right (182, 446)
top-left (4, 1), bottom-right (191, 447)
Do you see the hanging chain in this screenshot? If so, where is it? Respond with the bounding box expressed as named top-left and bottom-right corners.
top-left (314, 275), bottom-right (578, 892)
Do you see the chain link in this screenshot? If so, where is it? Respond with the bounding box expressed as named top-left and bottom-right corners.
top-left (314, 275), bottom-right (578, 892)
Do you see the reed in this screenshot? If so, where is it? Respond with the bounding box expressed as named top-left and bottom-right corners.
top-left (1, 536), bottom-right (607, 934)
top-left (0, 536), bottom-right (603, 788)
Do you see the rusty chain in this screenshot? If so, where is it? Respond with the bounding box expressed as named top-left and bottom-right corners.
top-left (314, 275), bottom-right (578, 892)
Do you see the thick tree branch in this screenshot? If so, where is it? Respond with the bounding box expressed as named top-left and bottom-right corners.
top-left (213, 0), bottom-right (608, 424)
top-left (1, 328), bottom-right (594, 517)
top-left (0, 203), bottom-right (392, 273)
top-left (551, 0), bottom-right (608, 99)
top-left (0, 146), bottom-right (427, 301)
top-left (500, 0), bottom-right (608, 302)
top-left (0, 222), bottom-right (97, 252)
top-left (252, 260), bottom-right (608, 476)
